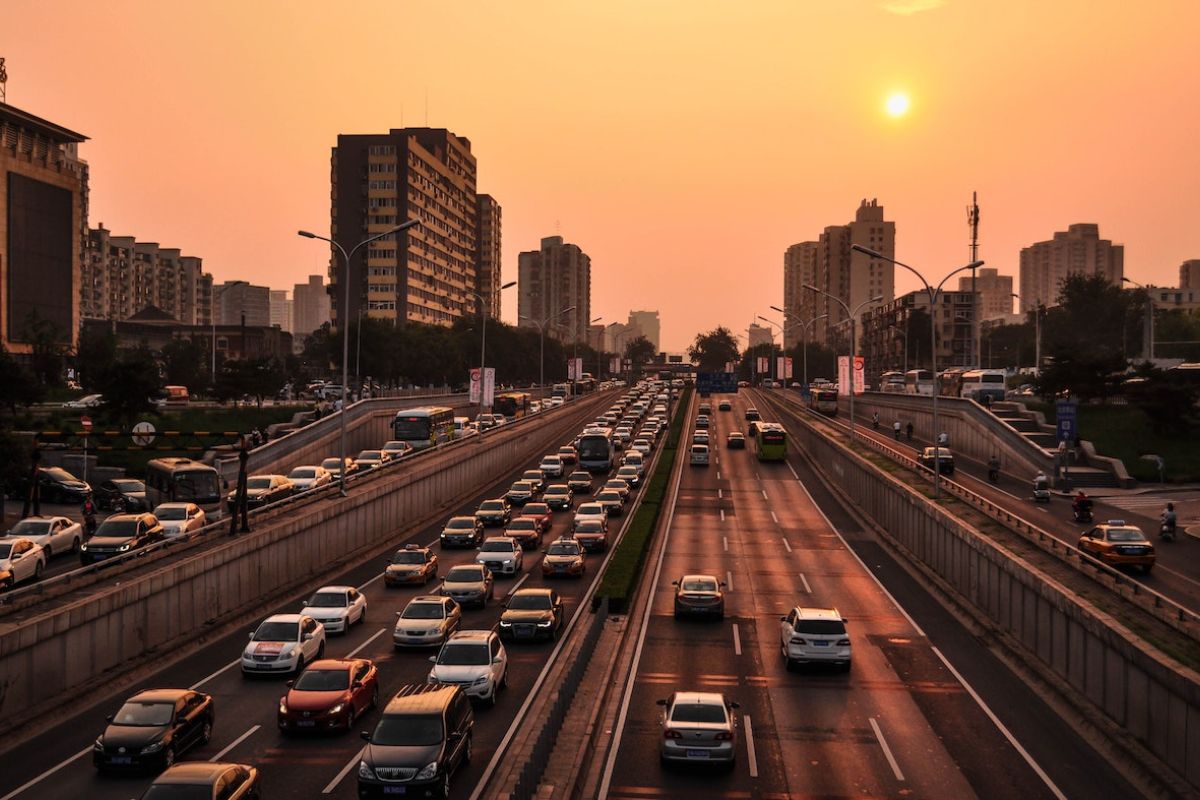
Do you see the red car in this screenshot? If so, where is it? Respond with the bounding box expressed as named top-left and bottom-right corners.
top-left (278, 658), bottom-right (378, 733)
top-left (557, 445), bottom-right (578, 465)
top-left (521, 502), bottom-right (554, 532)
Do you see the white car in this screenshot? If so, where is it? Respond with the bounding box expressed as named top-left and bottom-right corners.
top-left (62, 393), bottom-right (103, 409)
top-left (690, 444), bottom-right (710, 466)
top-left (622, 451), bottom-right (646, 475)
top-left (0, 537), bottom-right (47, 589)
top-left (632, 438), bottom-right (653, 455)
top-left (152, 503), bottom-right (207, 537)
top-left (287, 465), bottom-right (332, 492)
top-left (241, 614), bottom-right (326, 675)
top-left (301, 585), bottom-right (368, 634)
top-left (529, 400), bottom-right (543, 414)
top-left (692, 432), bottom-right (710, 446)
top-left (393, 595), bottom-right (463, 649)
top-left (548, 396), bottom-right (564, 407)
top-left (539, 455), bottom-right (565, 478)
top-left (616, 465), bottom-right (641, 488)
top-left (781, 607), bottom-right (852, 670)
top-left (427, 630), bottom-right (508, 706)
top-left (574, 502), bottom-right (607, 529)
top-left (380, 440), bottom-right (412, 460)
top-left (6, 515), bottom-right (82, 558)
top-left (475, 537), bottom-right (523, 576)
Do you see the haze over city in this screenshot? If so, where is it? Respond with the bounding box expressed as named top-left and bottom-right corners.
top-left (5, 0), bottom-right (1197, 349)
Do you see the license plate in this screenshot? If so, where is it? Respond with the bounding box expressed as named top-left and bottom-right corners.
top-left (813, 641), bottom-right (829, 646)
top-left (297, 720), bottom-right (316, 727)
top-left (685, 749), bottom-right (709, 758)
top-left (383, 788), bottom-right (407, 795)
top-left (109, 756), bottom-right (132, 764)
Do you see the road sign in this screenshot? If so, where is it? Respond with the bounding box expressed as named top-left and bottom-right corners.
top-left (80, 415), bottom-right (93, 433)
top-left (696, 372), bottom-right (739, 394)
top-left (132, 421), bottom-right (157, 446)
top-left (1055, 400), bottom-right (1077, 442)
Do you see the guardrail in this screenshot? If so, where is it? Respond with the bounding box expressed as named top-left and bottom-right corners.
top-left (758, 390), bottom-right (1200, 641)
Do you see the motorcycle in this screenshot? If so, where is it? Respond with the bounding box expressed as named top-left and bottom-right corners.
top-left (988, 468), bottom-right (1000, 484)
top-left (1161, 520), bottom-right (1177, 542)
top-left (1072, 504), bottom-right (1094, 524)
top-left (1032, 476), bottom-right (1051, 503)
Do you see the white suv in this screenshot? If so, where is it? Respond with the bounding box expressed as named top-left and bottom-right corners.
top-left (475, 536), bottom-right (523, 576)
top-left (242, 614), bottom-right (326, 675)
top-left (690, 444), bottom-right (710, 466)
top-left (428, 630), bottom-right (508, 706)
top-left (780, 607), bottom-right (851, 671)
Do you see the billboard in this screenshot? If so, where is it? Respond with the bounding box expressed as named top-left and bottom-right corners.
top-left (837, 356), bottom-right (865, 394)
top-left (469, 367), bottom-right (496, 405)
top-left (697, 372), bottom-right (739, 394)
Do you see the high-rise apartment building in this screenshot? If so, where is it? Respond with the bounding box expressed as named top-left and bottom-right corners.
top-left (331, 128), bottom-right (495, 330)
top-left (269, 290), bottom-right (293, 332)
top-left (217, 281), bottom-right (270, 327)
top-left (1180, 260), bottom-right (1200, 291)
top-left (1, 102), bottom-right (88, 355)
top-left (783, 241), bottom-right (819, 349)
top-left (860, 290), bottom-right (977, 380)
top-left (518, 236), bottom-right (591, 344)
top-left (1018, 223), bottom-right (1123, 310)
top-left (475, 194), bottom-right (502, 320)
top-left (84, 225), bottom-right (213, 324)
top-left (748, 323), bottom-right (773, 350)
top-left (958, 267), bottom-right (1014, 321)
top-left (293, 275), bottom-right (331, 341)
top-left (627, 310), bottom-right (661, 352)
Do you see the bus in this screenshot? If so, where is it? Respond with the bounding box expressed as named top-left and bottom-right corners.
top-left (145, 458), bottom-right (224, 518)
top-left (807, 388), bottom-right (838, 416)
top-left (577, 428), bottom-right (614, 474)
top-left (493, 391), bottom-right (531, 420)
top-left (938, 368), bottom-right (968, 398)
top-left (904, 369), bottom-right (934, 396)
top-left (961, 369), bottom-right (1007, 404)
top-left (754, 423), bottom-right (787, 462)
top-left (880, 371), bottom-right (906, 393)
top-left (391, 406), bottom-right (455, 450)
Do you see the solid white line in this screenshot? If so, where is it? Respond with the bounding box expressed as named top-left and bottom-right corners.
top-left (761, 489), bottom-right (769, 501)
top-left (732, 623), bottom-right (742, 655)
top-left (192, 658), bottom-right (240, 690)
top-left (357, 571), bottom-right (385, 591)
top-left (210, 724), bottom-right (260, 762)
top-left (1037, 507), bottom-right (1049, 513)
top-left (771, 511), bottom-right (780, 525)
top-left (744, 714), bottom-right (759, 778)
top-left (0, 747), bottom-right (91, 800)
top-left (720, 508), bottom-right (726, 522)
top-left (931, 647), bottom-right (1068, 800)
top-left (723, 536), bottom-right (728, 552)
top-left (323, 747), bottom-right (365, 794)
top-left (870, 717), bottom-right (905, 781)
top-left (506, 572), bottom-right (530, 596)
top-left (782, 537), bottom-right (792, 553)
top-left (347, 627), bottom-right (387, 658)
top-left (787, 462), bottom-right (801, 481)
top-left (425, 539), bottom-right (439, 548)
top-left (726, 570), bottom-right (734, 592)
top-left (799, 573), bottom-right (812, 594)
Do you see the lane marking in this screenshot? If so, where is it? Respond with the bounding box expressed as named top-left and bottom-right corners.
top-left (771, 511), bottom-right (779, 525)
top-left (726, 570), bottom-right (734, 592)
top-left (723, 536), bottom-right (728, 552)
top-left (0, 748), bottom-right (91, 800)
top-left (192, 659), bottom-right (240, 690)
top-left (869, 717), bottom-right (905, 782)
top-left (732, 623), bottom-right (742, 655)
top-left (782, 538), bottom-right (792, 553)
top-left (716, 471), bottom-right (721, 480)
top-left (799, 573), bottom-right (812, 594)
top-left (744, 714), bottom-right (759, 778)
top-left (425, 539), bottom-right (439, 548)
top-left (787, 462), bottom-right (801, 481)
top-left (210, 724), bottom-right (260, 762)
top-left (506, 572), bottom-right (530, 596)
top-left (718, 488), bottom-right (723, 499)
top-left (323, 747), bottom-right (365, 794)
top-left (761, 490), bottom-right (769, 501)
top-left (347, 627), bottom-right (387, 658)
top-left (720, 509), bottom-right (726, 523)
top-left (357, 571), bottom-right (385, 591)
top-left (755, 472), bottom-right (760, 481)
top-left (1037, 507), bottom-right (1048, 513)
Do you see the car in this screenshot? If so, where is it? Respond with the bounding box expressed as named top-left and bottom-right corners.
top-left (542, 483), bottom-right (574, 511)
top-left (657, 691), bottom-right (739, 767)
top-left (673, 574), bottom-right (725, 619)
top-left (504, 480), bottom-right (537, 507)
top-left (530, 400), bottom-right (543, 414)
top-left (622, 450), bottom-right (646, 472)
top-left (737, 380), bottom-right (750, 388)
top-left (726, 431), bottom-right (745, 449)
top-left (616, 464), bottom-right (641, 488)
top-left (1078, 520), bottom-right (1157, 573)
top-left (567, 471), bottom-right (593, 494)
top-left (548, 396), bottom-right (564, 407)
top-left (603, 478), bottom-right (631, 501)
top-left (241, 614), bottom-right (326, 675)
top-left (780, 607), bottom-right (852, 670)
top-left (0, 537), bottom-right (46, 589)
top-left (557, 445), bottom-right (578, 465)
top-left (613, 427), bottom-right (633, 446)
top-left (699, 403), bottom-right (713, 415)
top-left (476, 536), bottom-right (523, 576)
top-left (63, 393), bottom-right (104, 409)
top-left (571, 519), bottom-right (608, 553)
top-left (5, 515), bottom-right (82, 558)
top-left (79, 513), bottom-right (165, 565)
top-left (695, 416), bottom-right (710, 430)
top-left (358, 684), bottom-right (474, 798)
top-left (95, 478), bottom-right (148, 511)
top-left (139, 763), bottom-right (261, 799)
top-left (439, 563), bottom-right (494, 608)
top-left (384, 543), bottom-right (440, 586)
top-left (380, 440), bottom-right (414, 460)
top-left (278, 658), bottom-right (379, 733)
top-left (692, 431), bottom-right (710, 446)
top-left (596, 489), bottom-right (625, 517)
top-left (353, 449), bottom-right (391, 470)
top-left (301, 585), bottom-right (367, 634)
top-left (500, 588), bottom-right (563, 641)
top-left (520, 469), bottom-right (547, 494)
top-left (153, 503), bottom-right (207, 537)
top-left (718, 400), bottom-right (732, 411)
top-left (542, 534), bottom-right (588, 578)
top-left (441, 515), bottom-right (485, 548)
top-left (631, 438), bottom-right (653, 455)
top-left (574, 502), bottom-right (607, 530)
top-left (227, 474), bottom-right (294, 509)
top-left (475, 498), bottom-right (512, 527)
top-left (504, 516), bottom-right (545, 550)
top-left (394, 595), bottom-right (463, 648)
top-left (287, 465), bottom-right (332, 492)
top-left (744, 407), bottom-right (760, 421)
top-left (539, 454), bottom-right (565, 478)
top-left (476, 412), bottom-right (502, 430)
top-left (918, 446), bottom-right (955, 475)
top-left (690, 444), bottom-right (710, 467)
top-left (520, 502), bottom-right (554, 532)
top-left (93, 688), bottom-right (214, 773)
top-left (33, 466), bottom-right (92, 504)
top-left (428, 630), bottom-right (508, 706)
top-left (320, 456), bottom-right (359, 480)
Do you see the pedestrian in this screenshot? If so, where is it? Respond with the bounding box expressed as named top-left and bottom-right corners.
top-left (892, 420), bottom-right (901, 440)
top-left (872, 412), bottom-right (880, 430)
top-left (905, 421), bottom-right (914, 441)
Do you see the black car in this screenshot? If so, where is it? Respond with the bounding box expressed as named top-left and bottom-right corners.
top-left (226, 475), bottom-right (294, 510)
top-left (94, 688), bottom-right (214, 773)
top-left (358, 684), bottom-right (473, 798)
top-left (543, 484), bottom-right (574, 511)
top-left (80, 513), bottom-right (166, 564)
top-left (440, 516), bottom-right (485, 548)
top-left (95, 479), bottom-right (148, 512)
top-left (499, 588), bottom-right (563, 641)
top-left (475, 498), bottom-right (512, 527)
top-left (34, 467), bottom-right (91, 504)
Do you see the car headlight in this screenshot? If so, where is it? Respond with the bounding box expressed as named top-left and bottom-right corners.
top-left (93, 737), bottom-right (104, 752)
top-left (279, 698), bottom-right (288, 713)
top-left (117, 543), bottom-right (132, 552)
top-left (537, 620), bottom-right (553, 627)
top-left (358, 760), bottom-right (376, 780)
top-left (80, 544), bottom-right (89, 551)
top-left (499, 620), bottom-right (512, 627)
top-left (328, 703), bottom-right (345, 715)
top-left (503, 559), bottom-right (513, 565)
top-left (140, 740), bottom-right (164, 754)
top-left (427, 673), bottom-right (438, 684)
top-left (473, 675), bottom-right (490, 685)
top-left (415, 760), bottom-right (439, 780)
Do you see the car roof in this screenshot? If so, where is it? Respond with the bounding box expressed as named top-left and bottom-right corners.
top-left (153, 502), bottom-right (194, 509)
top-left (447, 629), bottom-right (494, 643)
top-left (792, 607), bottom-right (843, 620)
top-left (410, 595), bottom-right (448, 603)
top-left (382, 683), bottom-right (460, 715)
top-left (305, 658), bottom-right (360, 670)
top-left (17, 515), bottom-right (67, 522)
top-left (128, 688), bottom-right (193, 703)
top-left (262, 613), bottom-right (305, 623)
top-left (672, 691), bottom-right (727, 706)
top-left (447, 515), bottom-right (477, 522)
top-left (681, 574), bottom-right (719, 583)
top-left (482, 535), bottom-right (516, 543)
top-left (153, 762), bottom-right (244, 783)
top-left (312, 585), bottom-right (354, 593)
top-left (511, 587), bottom-right (554, 598)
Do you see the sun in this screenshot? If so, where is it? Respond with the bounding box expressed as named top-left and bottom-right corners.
top-left (885, 92), bottom-right (910, 117)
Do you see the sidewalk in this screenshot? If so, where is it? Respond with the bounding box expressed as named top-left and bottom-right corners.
top-left (1053, 483), bottom-right (1200, 498)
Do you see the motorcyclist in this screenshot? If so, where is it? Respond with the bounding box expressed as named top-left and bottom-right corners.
top-left (892, 420), bottom-right (901, 440)
top-left (872, 412), bottom-right (880, 430)
top-left (1073, 490), bottom-right (1092, 520)
top-left (1163, 503), bottom-right (1178, 533)
top-left (81, 498), bottom-right (98, 536)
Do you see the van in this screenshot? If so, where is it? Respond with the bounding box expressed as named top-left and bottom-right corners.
top-left (358, 684), bottom-right (474, 797)
top-left (453, 417), bottom-right (475, 439)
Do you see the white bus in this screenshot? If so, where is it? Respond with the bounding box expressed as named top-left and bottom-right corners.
top-left (961, 369), bottom-right (1007, 404)
top-left (577, 428), bottom-right (615, 474)
top-left (904, 369), bottom-right (934, 396)
top-left (145, 458), bottom-right (224, 518)
top-left (391, 406), bottom-right (455, 450)
top-left (880, 371), bottom-right (906, 393)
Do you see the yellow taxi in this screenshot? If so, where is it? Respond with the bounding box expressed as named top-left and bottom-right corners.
top-left (383, 543), bottom-right (439, 586)
top-left (1077, 520), bottom-right (1155, 573)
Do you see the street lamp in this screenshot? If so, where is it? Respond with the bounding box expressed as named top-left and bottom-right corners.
top-left (852, 244), bottom-right (983, 498)
top-left (771, 305), bottom-right (828, 392)
top-left (211, 280), bottom-right (248, 384)
top-left (464, 281), bottom-right (517, 422)
top-left (519, 306), bottom-right (575, 391)
top-left (756, 316), bottom-right (786, 383)
top-left (298, 218), bottom-right (421, 496)
top-left (1122, 277), bottom-right (1155, 361)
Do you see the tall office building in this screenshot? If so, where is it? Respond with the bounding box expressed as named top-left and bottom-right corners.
top-left (1018, 223), bottom-right (1124, 310)
top-left (84, 225), bottom-right (213, 324)
top-left (293, 274), bottom-right (332, 340)
top-left (1180, 260), bottom-right (1200, 291)
top-left (604, 322), bottom-right (635, 354)
top-left (217, 281), bottom-right (270, 327)
top-left (748, 323), bottom-right (774, 350)
top-left (627, 310), bottom-right (661, 352)
top-left (958, 267), bottom-right (1014, 321)
top-left (518, 236), bottom-right (591, 344)
top-left (269, 290), bottom-right (293, 332)
top-left (783, 241), bottom-right (819, 349)
top-left (475, 194), bottom-right (502, 319)
top-left (0, 102), bottom-right (88, 355)
top-left (331, 128), bottom-right (495, 329)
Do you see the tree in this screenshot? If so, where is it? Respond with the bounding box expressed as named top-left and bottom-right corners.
top-left (161, 337), bottom-right (208, 392)
top-left (687, 327), bottom-right (740, 372)
top-left (624, 336), bottom-right (656, 374)
top-left (75, 326), bottom-right (119, 391)
top-left (21, 310), bottom-right (68, 388)
top-left (1123, 364), bottom-right (1198, 435)
top-left (96, 348), bottom-right (161, 425)
top-left (0, 343), bottom-right (43, 413)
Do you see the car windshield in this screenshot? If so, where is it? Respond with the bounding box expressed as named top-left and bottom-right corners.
top-left (523, 472), bottom-right (543, 481)
top-left (155, 507), bottom-right (188, 520)
top-left (437, 643), bottom-right (490, 666)
top-left (308, 592), bottom-right (347, 608)
top-left (294, 668), bottom-right (349, 691)
top-left (1107, 528), bottom-right (1146, 542)
top-left (113, 480), bottom-right (144, 491)
top-left (446, 518), bottom-right (474, 529)
top-left (0, 543), bottom-right (15, 558)
top-left (547, 542), bottom-right (580, 555)
top-left (575, 521), bottom-right (602, 533)
top-left (598, 492), bottom-right (619, 501)
top-left (247, 477), bottom-right (273, 489)
top-left (402, 603), bottom-right (445, 619)
top-left (524, 503), bottom-right (549, 514)
top-left (254, 621), bottom-right (299, 641)
top-left (95, 520), bottom-right (140, 537)
top-left (445, 567), bottom-right (482, 583)
top-left (508, 519), bottom-right (536, 530)
top-left (321, 460), bottom-right (343, 470)
top-left (372, 714), bottom-right (444, 746)
top-left (10, 520), bottom-right (51, 535)
top-left (113, 701), bottom-right (173, 726)
top-left (480, 501), bottom-right (504, 511)
top-left (569, 473), bottom-right (590, 482)
top-left (508, 594), bottom-right (552, 610)
top-left (290, 468), bottom-right (317, 479)
top-left (480, 541), bottom-right (513, 552)
top-left (141, 786), bottom-right (215, 800)
top-left (391, 551), bottom-right (425, 564)
top-left (671, 703), bottom-right (726, 724)
top-left (682, 579), bottom-right (717, 592)
top-left (357, 451), bottom-right (382, 460)
top-left (546, 486), bottom-right (568, 495)
top-left (618, 468), bottom-right (637, 477)
top-left (795, 620), bottom-right (846, 635)
top-left (510, 482), bottom-right (531, 492)
top-left (542, 457), bottom-right (560, 465)
top-left (42, 468), bottom-right (76, 482)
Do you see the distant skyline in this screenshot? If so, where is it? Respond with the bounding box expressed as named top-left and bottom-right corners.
top-left (5, 0), bottom-right (1197, 350)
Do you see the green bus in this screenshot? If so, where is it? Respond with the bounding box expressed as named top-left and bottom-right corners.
top-left (754, 422), bottom-right (787, 462)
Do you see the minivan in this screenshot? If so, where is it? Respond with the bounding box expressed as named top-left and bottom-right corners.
top-left (358, 684), bottom-right (473, 798)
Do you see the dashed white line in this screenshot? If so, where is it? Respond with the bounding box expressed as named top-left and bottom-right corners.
top-left (744, 714), bottom-right (759, 778)
top-left (782, 537), bottom-right (792, 553)
top-left (323, 747), bottom-right (365, 794)
top-left (761, 490), bottom-right (769, 501)
top-left (347, 627), bottom-right (387, 658)
top-left (725, 570), bottom-right (734, 592)
top-left (770, 511), bottom-right (779, 525)
top-left (191, 658), bottom-right (240, 690)
top-left (870, 717), bottom-right (906, 782)
top-left (210, 724), bottom-right (260, 762)
top-left (718, 488), bottom-right (723, 499)
top-left (1037, 507), bottom-right (1049, 513)
top-left (506, 573), bottom-right (530, 596)
top-left (716, 471), bottom-right (721, 480)
top-left (357, 571), bottom-right (385, 591)
top-left (723, 536), bottom-right (728, 551)
top-left (787, 462), bottom-right (801, 481)
top-left (799, 573), bottom-right (812, 593)
top-left (720, 509), bottom-right (726, 522)
top-left (732, 623), bottom-right (742, 655)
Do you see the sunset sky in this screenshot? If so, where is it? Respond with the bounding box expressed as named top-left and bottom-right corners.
top-left (6, 0), bottom-right (1198, 351)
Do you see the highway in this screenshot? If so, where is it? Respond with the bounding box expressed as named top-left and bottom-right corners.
top-left (599, 389), bottom-right (1139, 800)
top-left (0, 396), bottom-right (638, 800)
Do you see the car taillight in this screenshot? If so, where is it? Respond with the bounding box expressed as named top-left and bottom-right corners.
top-left (663, 730), bottom-right (682, 739)
top-left (790, 637), bottom-right (807, 645)
top-left (837, 639), bottom-right (851, 646)
top-left (714, 732), bottom-right (732, 741)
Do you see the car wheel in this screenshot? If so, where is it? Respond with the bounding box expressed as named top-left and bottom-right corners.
top-left (500, 666), bottom-right (509, 689)
top-left (441, 772), bottom-right (452, 799)
top-left (463, 733), bottom-right (473, 764)
top-left (317, 641), bottom-right (325, 659)
top-left (841, 660), bottom-right (853, 672)
top-left (371, 685), bottom-right (380, 709)
top-left (71, 537), bottom-right (81, 553)
top-left (33, 561), bottom-right (43, 580)
top-left (342, 617), bottom-right (350, 632)
top-left (295, 655), bottom-right (305, 674)
top-left (0, 577), bottom-right (12, 592)
top-left (201, 718), bottom-right (213, 744)
top-left (43, 545), bottom-right (53, 559)
top-left (163, 746), bottom-right (176, 770)
top-left (488, 684), bottom-right (498, 707)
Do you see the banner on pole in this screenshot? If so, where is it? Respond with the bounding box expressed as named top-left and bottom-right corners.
top-left (756, 356), bottom-right (768, 374)
top-left (784, 356), bottom-right (793, 380)
top-left (836, 356), bottom-right (864, 393)
top-left (469, 368), bottom-right (482, 403)
top-left (610, 356), bottom-right (621, 374)
top-left (482, 367), bottom-right (496, 406)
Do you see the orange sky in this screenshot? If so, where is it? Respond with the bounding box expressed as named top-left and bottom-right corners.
top-left (6, 0), bottom-right (1198, 351)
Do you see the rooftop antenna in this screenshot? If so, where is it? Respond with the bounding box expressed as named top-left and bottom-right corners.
top-left (0, 58), bottom-right (8, 104)
top-left (967, 191), bottom-right (980, 368)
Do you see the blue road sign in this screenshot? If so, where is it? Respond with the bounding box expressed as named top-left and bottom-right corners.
top-left (1056, 399), bottom-right (1078, 442)
top-left (696, 372), bottom-right (739, 394)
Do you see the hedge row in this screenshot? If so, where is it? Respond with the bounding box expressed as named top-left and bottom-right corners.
top-left (595, 386), bottom-right (692, 612)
